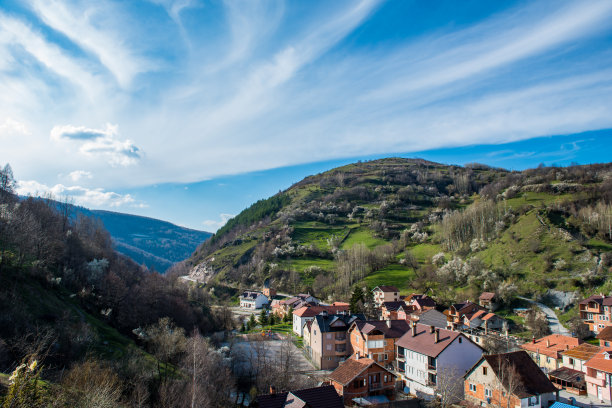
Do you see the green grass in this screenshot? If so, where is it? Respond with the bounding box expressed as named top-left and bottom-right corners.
top-left (246, 322), bottom-right (293, 335)
top-left (291, 225), bottom-right (349, 250)
top-left (409, 243), bottom-right (444, 264)
top-left (362, 263), bottom-right (415, 293)
top-left (586, 238), bottom-right (612, 252)
top-left (341, 227), bottom-right (387, 250)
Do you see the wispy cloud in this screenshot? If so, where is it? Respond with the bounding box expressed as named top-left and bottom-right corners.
top-left (51, 124), bottom-right (141, 166)
top-left (67, 170), bottom-right (93, 182)
top-left (202, 213), bottom-right (234, 232)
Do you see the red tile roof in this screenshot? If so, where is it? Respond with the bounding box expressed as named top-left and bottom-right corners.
top-left (395, 323), bottom-right (473, 358)
top-left (596, 326), bottom-right (612, 341)
top-left (353, 320), bottom-right (410, 339)
top-left (584, 349), bottom-right (612, 373)
top-left (579, 294), bottom-right (612, 306)
top-left (293, 305), bottom-right (349, 317)
top-left (561, 343), bottom-right (601, 361)
top-left (328, 358), bottom-right (395, 386)
top-left (479, 292), bottom-right (496, 301)
top-left (520, 334), bottom-right (582, 359)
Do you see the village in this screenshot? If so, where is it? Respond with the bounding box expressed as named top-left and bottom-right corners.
top-left (237, 285), bottom-right (612, 408)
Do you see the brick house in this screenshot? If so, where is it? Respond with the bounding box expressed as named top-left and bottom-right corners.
top-left (328, 356), bottom-right (396, 406)
top-left (372, 286), bottom-right (400, 308)
top-left (520, 334), bottom-right (583, 373)
top-left (444, 301), bottom-right (482, 330)
top-left (479, 292), bottom-right (498, 311)
top-left (596, 326), bottom-right (612, 348)
top-left (308, 313), bottom-right (365, 370)
top-left (381, 301), bottom-right (405, 320)
top-left (405, 294), bottom-right (437, 312)
top-left (579, 294), bottom-right (612, 334)
top-left (464, 351), bottom-right (557, 408)
top-left (395, 322), bottom-right (483, 399)
top-left (348, 320), bottom-right (410, 369)
top-left (584, 349), bottom-right (612, 403)
top-left (255, 385), bottom-right (344, 408)
top-left (548, 343), bottom-right (600, 395)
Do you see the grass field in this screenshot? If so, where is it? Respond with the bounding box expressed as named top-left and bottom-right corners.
top-left (362, 263), bottom-right (415, 293)
top-left (341, 227), bottom-right (387, 250)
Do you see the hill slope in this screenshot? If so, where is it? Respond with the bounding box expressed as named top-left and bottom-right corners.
top-left (187, 158), bottom-right (612, 307)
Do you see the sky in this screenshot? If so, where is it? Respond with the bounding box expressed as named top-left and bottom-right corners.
top-left (1, 0), bottom-right (611, 231)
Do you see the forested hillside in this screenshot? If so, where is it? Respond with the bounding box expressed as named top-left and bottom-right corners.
top-left (185, 158), bottom-right (612, 307)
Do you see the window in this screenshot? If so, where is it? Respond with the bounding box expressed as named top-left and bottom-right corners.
top-left (485, 388), bottom-right (492, 397)
top-left (384, 354), bottom-right (388, 360)
top-left (314, 330), bottom-right (317, 335)
top-left (606, 341), bottom-right (610, 347)
top-left (469, 383), bottom-right (477, 392)
top-left (569, 358), bottom-right (574, 365)
top-left (528, 396), bottom-right (539, 406)
top-left (459, 337), bottom-right (462, 343)
top-left (482, 367), bottom-right (487, 375)
top-left (367, 340), bottom-right (384, 349)
top-left (326, 333), bottom-right (332, 339)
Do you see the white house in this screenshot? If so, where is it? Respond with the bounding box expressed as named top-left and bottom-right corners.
top-left (239, 291), bottom-right (269, 309)
top-left (372, 286), bottom-right (399, 308)
top-left (395, 322), bottom-right (484, 399)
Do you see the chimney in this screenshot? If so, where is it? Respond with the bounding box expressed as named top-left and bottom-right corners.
top-left (270, 385), bottom-right (276, 395)
top-left (355, 352), bottom-right (359, 360)
top-left (386, 319), bottom-right (392, 329)
top-left (546, 339), bottom-right (550, 348)
top-left (434, 329), bottom-right (440, 343)
top-left (532, 336), bottom-right (536, 344)
top-left (430, 325), bottom-right (435, 333)
top-left (566, 345), bottom-right (569, 350)
top-left (411, 322), bottom-right (417, 337)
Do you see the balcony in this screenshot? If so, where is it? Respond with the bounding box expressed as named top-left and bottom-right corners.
top-left (335, 346), bottom-right (347, 353)
top-left (335, 334), bottom-right (347, 341)
top-left (585, 375), bottom-right (606, 387)
top-left (427, 364), bottom-right (436, 371)
top-left (369, 382), bottom-right (383, 391)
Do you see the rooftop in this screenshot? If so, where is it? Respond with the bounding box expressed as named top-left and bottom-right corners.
top-left (479, 292), bottom-right (496, 301)
top-left (561, 343), bottom-right (601, 361)
top-left (256, 385), bottom-right (344, 408)
top-left (328, 357), bottom-right (394, 386)
top-left (396, 323), bottom-right (468, 358)
top-left (353, 320), bottom-right (410, 339)
top-left (579, 294), bottom-right (612, 306)
top-left (596, 326), bottom-right (612, 341)
top-left (520, 334), bottom-right (582, 359)
top-left (373, 285), bottom-right (398, 293)
top-left (293, 304), bottom-right (349, 317)
top-left (585, 350), bottom-right (612, 373)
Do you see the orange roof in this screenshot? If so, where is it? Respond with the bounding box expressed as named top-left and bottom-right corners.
top-left (561, 343), bottom-right (600, 361)
top-left (332, 302), bottom-right (349, 306)
top-left (520, 334), bottom-right (582, 359)
top-left (585, 349), bottom-right (612, 373)
top-left (293, 304), bottom-right (349, 317)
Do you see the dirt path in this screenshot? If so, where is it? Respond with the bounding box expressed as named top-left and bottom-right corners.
top-left (518, 296), bottom-right (570, 335)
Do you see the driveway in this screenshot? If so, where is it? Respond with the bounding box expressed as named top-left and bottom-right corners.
top-left (518, 296), bottom-right (570, 335)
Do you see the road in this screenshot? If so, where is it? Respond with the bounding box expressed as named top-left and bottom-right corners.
top-left (517, 296), bottom-right (570, 335)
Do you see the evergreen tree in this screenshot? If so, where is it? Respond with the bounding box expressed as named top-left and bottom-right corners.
top-left (363, 286), bottom-right (377, 319)
top-left (249, 313), bottom-right (256, 329)
top-left (269, 313), bottom-right (276, 326)
top-left (284, 307), bottom-right (293, 323)
top-left (349, 286), bottom-right (364, 314)
top-left (259, 308), bottom-right (268, 326)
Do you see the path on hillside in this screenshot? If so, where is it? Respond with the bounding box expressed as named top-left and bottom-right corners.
top-left (517, 296), bottom-right (570, 335)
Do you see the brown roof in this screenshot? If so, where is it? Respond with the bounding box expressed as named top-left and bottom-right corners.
top-left (468, 310), bottom-right (487, 321)
top-left (520, 334), bottom-right (582, 359)
top-left (382, 301), bottom-right (405, 311)
top-left (353, 320), bottom-right (410, 339)
top-left (479, 292), bottom-right (496, 301)
top-left (548, 367), bottom-right (586, 388)
top-left (293, 305), bottom-right (349, 317)
top-left (396, 323), bottom-right (473, 358)
top-left (585, 349), bottom-right (612, 373)
top-left (561, 343), bottom-right (601, 361)
top-left (256, 385), bottom-right (343, 408)
top-left (478, 351), bottom-right (557, 398)
top-left (328, 358), bottom-right (394, 386)
top-left (596, 326), bottom-right (612, 341)
top-left (579, 294), bottom-right (612, 306)
top-left (411, 295), bottom-right (436, 309)
top-left (374, 285), bottom-right (399, 293)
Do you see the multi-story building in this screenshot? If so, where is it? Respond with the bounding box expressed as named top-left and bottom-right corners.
top-left (328, 357), bottom-right (396, 406)
top-left (579, 294), bottom-right (612, 334)
top-left (349, 320), bottom-right (410, 370)
top-left (479, 292), bottom-right (498, 311)
top-left (584, 349), bottom-right (612, 403)
top-left (292, 304), bottom-right (350, 336)
top-left (444, 301), bottom-right (482, 330)
top-left (239, 291), bottom-right (269, 309)
top-left (381, 301), bottom-right (405, 320)
top-left (520, 334), bottom-right (582, 373)
top-left (404, 294), bottom-right (436, 312)
top-left (597, 326), bottom-right (612, 348)
top-left (464, 351), bottom-right (557, 408)
top-left (309, 313), bottom-right (365, 370)
top-left (372, 286), bottom-right (400, 308)
top-left (271, 293), bottom-right (319, 318)
top-left (548, 343), bottom-right (600, 395)
top-left (395, 322), bottom-right (483, 399)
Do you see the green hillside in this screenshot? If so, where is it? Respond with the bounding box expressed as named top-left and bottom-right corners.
top-left (188, 158), bottom-right (612, 305)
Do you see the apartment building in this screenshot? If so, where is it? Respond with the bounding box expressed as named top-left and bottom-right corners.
top-left (579, 294), bottom-right (612, 334)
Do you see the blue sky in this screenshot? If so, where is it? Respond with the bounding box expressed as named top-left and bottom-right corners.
top-left (1, 0), bottom-right (611, 231)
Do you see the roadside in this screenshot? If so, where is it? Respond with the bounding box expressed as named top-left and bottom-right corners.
top-left (517, 296), bottom-right (571, 335)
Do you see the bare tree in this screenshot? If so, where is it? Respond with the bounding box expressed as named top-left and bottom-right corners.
top-left (491, 356), bottom-right (523, 408)
top-left (433, 366), bottom-right (464, 408)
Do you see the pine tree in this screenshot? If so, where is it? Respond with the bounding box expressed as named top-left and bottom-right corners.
top-left (284, 307), bottom-right (293, 323)
top-left (349, 286), bottom-right (364, 314)
top-left (249, 313), bottom-right (256, 329)
top-left (259, 308), bottom-right (268, 326)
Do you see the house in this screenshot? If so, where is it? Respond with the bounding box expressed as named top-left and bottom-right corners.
top-left (548, 343), bottom-right (600, 395)
top-left (520, 334), bottom-right (583, 373)
top-left (596, 326), bottom-right (612, 348)
top-left (309, 313), bottom-right (365, 370)
top-left (395, 322), bottom-right (483, 399)
top-left (327, 356), bottom-right (396, 406)
top-left (272, 294), bottom-right (319, 318)
top-left (255, 385), bottom-right (344, 408)
top-left (372, 286), bottom-right (399, 308)
top-left (464, 351), bottom-right (558, 408)
top-left (239, 291), bottom-right (269, 309)
top-left (405, 294), bottom-right (437, 312)
top-left (349, 320), bottom-right (410, 370)
top-left (292, 304), bottom-right (350, 336)
top-left (579, 294), bottom-right (612, 334)
top-left (479, 292), bottom-right (498, 311)
top-left (399, 308), bottom-right (447, 329)
top-left (584, 349), bottom-right (612, 403)
top-left (463, 310), bottom-right (506, 333)
top-left (381, 301), bottom-right (405, 320)
top-left (444, 301), bottom-right (482, 330)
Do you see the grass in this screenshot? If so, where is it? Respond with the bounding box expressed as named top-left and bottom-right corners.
top-left (291, 225), bottom-right (349, 250)
top-left (341, 227), bottom-right (387, 250)
top-left (586, 238), bottom-right (612, 253)
top-left (409, 243), bottom-right (444, 264)
top-left (245, 322), bottom-right (293, 335)
top-left (362, 263), bottom-right (415, 294)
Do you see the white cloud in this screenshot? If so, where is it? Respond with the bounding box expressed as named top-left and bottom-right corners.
top-left (67, 170), bottom-right (92, 182)
top-left (202, 213), bottom-right (234, 232)
top-left (50, 123), bottom-right (141, 167)
top-left (17, 180), bottom-right (142, 208)
top-left (0, 117), bottom-right (29, 136)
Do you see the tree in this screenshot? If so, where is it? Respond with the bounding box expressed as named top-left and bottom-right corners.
top-left (432, 366), bottom-right (464, 408)
top-left (269, 313), bottom-right (276, 326)
top-left (525, 307), bottom-right (550, 338)
top-left (145, 317), bottom-right (187, 383)
top-left (249, 313), bottom-right (256, 329)
top-left (2, 359), bottom-right (52, 408)
top-left (490, 356), bottom-right (524, 408)
top-left (0, 163), bottom-right (15, 196)
top-left (568, 315), bottom-right (589, 340)
top-left (61, 359), bottom-right (122, 408)
top-left (284, 307), bottom-right (293, 323)
top-left (349, 286), bottom-right (364, 314)
top-left (259, 309), bottom-right (268, 326)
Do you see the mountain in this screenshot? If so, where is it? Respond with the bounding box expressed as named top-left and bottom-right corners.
top-left (186, 158), bottom-right (612, 309)
top-left (81, 209), bottom-right (212, 272)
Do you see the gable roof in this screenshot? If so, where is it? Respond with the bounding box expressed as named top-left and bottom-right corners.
top-left (328, 358), bottom-right (394, 386)
top-left (373, 285), bottom-right (398, 293)
top-left (596, 326), bottom-right (612, 341)
top-left (561, 343), bottom-right (601, 361)
top-left (240, 291), bottom-right (265, 300)
top-left (470, 351), bottom-right (557, 398)
top-left (585, 349), bottom-right (612, 373)
top-left (479, 292), bottom-right (496, 301)
top-left (314, 313), bottom-right (365, 333)
top-left (580, 294), bottom-right (612, 306)
top-left (293, 304), bottom-right (350, 318)
top-left (382, 301), bottom-right (405, 311)
top-left (256, 385), bottom-right (343, 408)
top-left (411, 295), bottom-right (436, 309)
top-left (412, 309), bottom-right (447, 329)
top-left (520, 334), bottom-right (582, 359)
top-left (353, 320), bottom-right (410, 339)
top-left (395, 323), bottom-right (474, 358)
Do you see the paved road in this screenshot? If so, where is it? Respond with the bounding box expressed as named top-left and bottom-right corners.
top-left (518, 296), bottom-right (570, 335)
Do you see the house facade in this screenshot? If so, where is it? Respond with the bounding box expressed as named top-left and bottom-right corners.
top-left (395, 322), bottom-right (483, 399)
top-left (349, 320), bottom-right (410, 370)
top-left (464, 351), bottom-right (557, 408)
top-left (328, 357), bottom-right (396, 406)
top-left (445, 301), bottom-right (482, 330)
top-left (585, 350), bottom-right (612, 403)
top-left (309, 313), bottom-right (365, 370)
top-left (479, 292), bottom-right (498, 311)
top-left (596, 326), bottom-right (612, 348)
top-left (381, 301), bottom-right (405, 320)
top-left (272, 294), bottom-right (319, 318)
top-left (292, 304), bottom-right (350, 336)
top-left (239, 291), bottom-right (269, 309)
top-left (548, 343), bottom-right (600, 395)
top-left (579, 294), bottom-right (612, 334)
top-left (372, 286), bottom-right (400, 308)
top-left (520, 334), bottom-right (582, 373)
